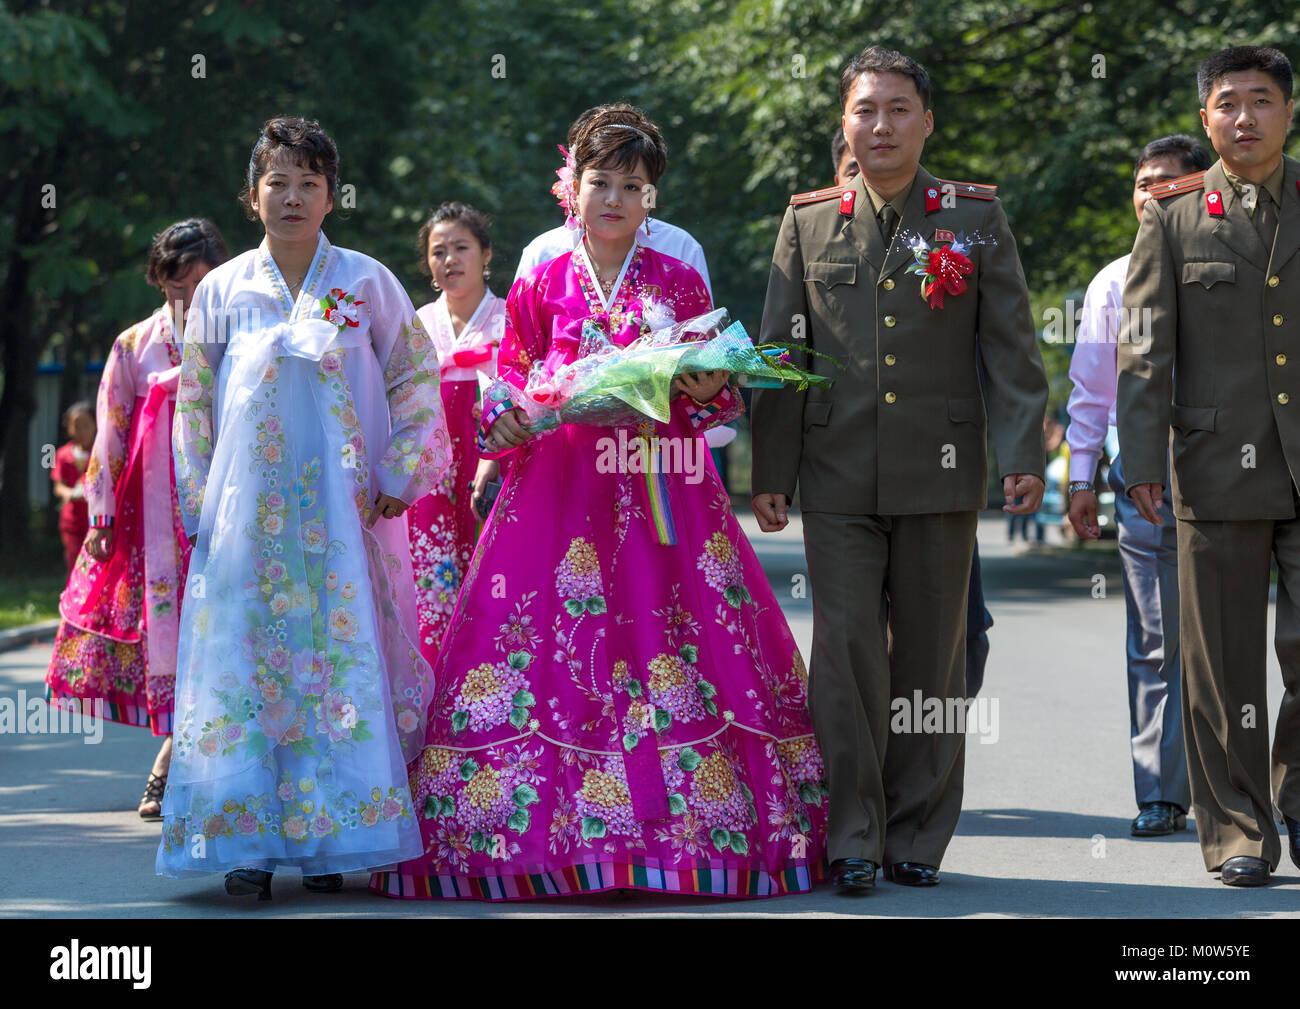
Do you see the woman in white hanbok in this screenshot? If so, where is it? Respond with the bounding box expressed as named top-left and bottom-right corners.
top-left (159, 117), bottom-right (451, 899)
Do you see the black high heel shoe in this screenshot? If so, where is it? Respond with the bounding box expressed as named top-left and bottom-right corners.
top-left (302, 873), bottom-right (343, 892)
top-left (224, 868), bottom-right (273, 900)
top-left (137, 772), bottom-right (167, 819)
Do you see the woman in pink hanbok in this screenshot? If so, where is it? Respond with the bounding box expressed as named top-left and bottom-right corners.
top-left (372, 106), bottom-right (827, 902)
top-left (46, 219), bottom-right (228, 817)
top-left (407, 203), bottom-right (505, 665)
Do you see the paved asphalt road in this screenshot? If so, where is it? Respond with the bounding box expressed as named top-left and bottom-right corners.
top-left (1, 513), bottom-right (1296, 919)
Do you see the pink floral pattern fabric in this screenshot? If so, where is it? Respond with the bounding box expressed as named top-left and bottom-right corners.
top-left (46, 308), bottom-right (191, 734)
top-left (372, 247), bottom-right (826, 901)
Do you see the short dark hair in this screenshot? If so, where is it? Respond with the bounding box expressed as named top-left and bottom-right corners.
top-left (62, 400), bottom-right (93, 429)
top-left (145, 218), bottom-right (229, 291)
top-left (831, 127), bottom-right (849, 174)
top-left (570, 104), bottom-right (667, 187)
top-left (239, 116), bottom-right (340, 221)
top-left (417, 201), bottom-right (492, 275)
top-left (839, 46), bottom-right (931, 111)
top-left (1133, 135), bottom-right (1213, 178)
top-left (1197, 46), bottom-right (1293, 106)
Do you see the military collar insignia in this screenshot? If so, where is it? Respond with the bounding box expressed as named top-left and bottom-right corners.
top-left (924, 185), bottom-right (941, 214)
top-left (1205, 190), bottom-right (1224, 217)
top-left (839, 189), bottom-right (855, 216)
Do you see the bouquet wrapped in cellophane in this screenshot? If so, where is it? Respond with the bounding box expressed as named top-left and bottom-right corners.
top-left (491, 308), bottom-right (839, 435)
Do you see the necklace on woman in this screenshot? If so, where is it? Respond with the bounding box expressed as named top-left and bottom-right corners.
top-left (583, 237), bottom-right (622, 299)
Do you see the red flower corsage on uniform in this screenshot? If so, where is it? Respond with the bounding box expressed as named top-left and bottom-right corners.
top-left (905, 235), bottom-right (973, 310)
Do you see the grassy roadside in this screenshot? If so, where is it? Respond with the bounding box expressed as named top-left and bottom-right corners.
top-left (0, 570), bottom-right (63, 630)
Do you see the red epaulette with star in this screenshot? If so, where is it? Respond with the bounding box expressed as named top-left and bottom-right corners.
top-left (1151, 171), bottom-right (1207, 200)
top-left (939, 179), bottom-right (997, 200)
top-left (789, 185), bottom-right (846, 206)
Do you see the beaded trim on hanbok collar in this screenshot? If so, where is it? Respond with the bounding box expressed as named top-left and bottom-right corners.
top-left (257, 231), bottom-right (333, 323)
top-left (573, 239), bottom-right (645, 318)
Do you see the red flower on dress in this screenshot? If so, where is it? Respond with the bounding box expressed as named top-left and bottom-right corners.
top-left (320, 289), bottom-right (366, 328)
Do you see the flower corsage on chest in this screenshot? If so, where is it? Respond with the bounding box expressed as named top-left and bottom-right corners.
top-left (320, 288), bottom-right (365, 329)
top-left (905, 232), bottom-right (973, 310)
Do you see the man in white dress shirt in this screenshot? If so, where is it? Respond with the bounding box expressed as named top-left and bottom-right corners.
top-left (1065, 134), bottom-right (1212, 838)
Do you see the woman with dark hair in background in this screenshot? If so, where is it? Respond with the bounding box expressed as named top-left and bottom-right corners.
top-left (407, 201), bottom-right (506, 667)
top-left (45, 218), bottom-right (229, 817)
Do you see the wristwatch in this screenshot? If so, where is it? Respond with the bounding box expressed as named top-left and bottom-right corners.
top-left (1068, 481), bottom-right (1095, 497)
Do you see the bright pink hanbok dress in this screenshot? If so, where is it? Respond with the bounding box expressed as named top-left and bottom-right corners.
top-left (372, 244), bottom-right (827, 901)
top-left (46, 307), bottom-right (192, 734)
top-left (407, 291), bottom-right (505, 665)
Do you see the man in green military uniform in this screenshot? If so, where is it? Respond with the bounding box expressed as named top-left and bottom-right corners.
top-left (1118, 45), bottom-right (1300, 887)
top-left (750, 46), bottom-right (1048, 891)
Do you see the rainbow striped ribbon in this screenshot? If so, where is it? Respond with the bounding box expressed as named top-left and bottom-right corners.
top-left (637, 434), bottom-right (677, 546)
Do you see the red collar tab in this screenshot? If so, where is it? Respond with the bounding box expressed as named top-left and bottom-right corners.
top-left (1205, 190), bottom-right (1224, 217)
top-left (839, 189), bottom-right (855, 216)
top-left (924, 185), bottom-right (942, 214)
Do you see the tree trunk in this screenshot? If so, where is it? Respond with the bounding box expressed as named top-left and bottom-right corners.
top-left (0, 168), bottom-right (53, 560)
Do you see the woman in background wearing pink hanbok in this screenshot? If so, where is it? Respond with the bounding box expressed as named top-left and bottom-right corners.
top-left (407, 202), bottom-right (505, 666)
top-left (372, 105), bottom-right (827, 902)
top-left (46, 219), bottom-right (228, 817)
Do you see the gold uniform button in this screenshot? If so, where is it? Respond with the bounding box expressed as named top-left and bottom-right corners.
top-left (1274, 314), bottom-right (1285, 327)
top-left (1270, 275), bottom-right (1281, 287)
top-left (1280, 393), bottom-right (1291, 405)
top-left (884, 391), bottom-right (897, 404)
top-left (882, 278), bottom-right (895, 291)
top-left (1278, 354), bottom-right (1288, 366)
top-left (884, 353), bottom-right (897, 366)
top-left (884, 315), bottom-right (897, 328)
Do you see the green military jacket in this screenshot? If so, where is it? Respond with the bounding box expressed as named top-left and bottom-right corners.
top-left (1117, 156), bottom-right (1300, 521)
top-left (751, 165), bottom-right (1047, 515)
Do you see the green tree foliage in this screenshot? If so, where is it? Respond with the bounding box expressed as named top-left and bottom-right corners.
top-left (3, 0), bottom-right (1298, 558)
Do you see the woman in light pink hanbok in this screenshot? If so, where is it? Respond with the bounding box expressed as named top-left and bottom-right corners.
top-left (160, 118), bottom-right (451, 900)
top-left (372, 106), bottom-right (827, 902)
top-left (407, 203), bottom-right (505, 665)
top-left (46, 219), bottom-right (228, 817)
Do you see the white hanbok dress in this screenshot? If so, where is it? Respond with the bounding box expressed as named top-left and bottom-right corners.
top-left (158, 232), bottom-right (451, 877)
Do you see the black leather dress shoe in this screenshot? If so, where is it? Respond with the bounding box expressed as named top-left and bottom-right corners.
top-left (1131, 802), bottom-right (1187, 837)
top-left (1220, 856), bottom-right (1270, 887)
top-left (224, 868), bottom-right (273, 900)
top-left (302, 873), bottom-right (344, 892)
top-left (829, 858), bottom-right (877, 892)
top-left (1284, 815), bottom-right (1300, 871)
top-left (883, 862), bottom-right (940, 886)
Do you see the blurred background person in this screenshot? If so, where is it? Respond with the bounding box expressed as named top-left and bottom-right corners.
top-left (50, 401), bottom-right (94, 573)
top-left (45, 218), bottom-right (228, 817)
top-left (1068, 134), bottom-right (1211, 837)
